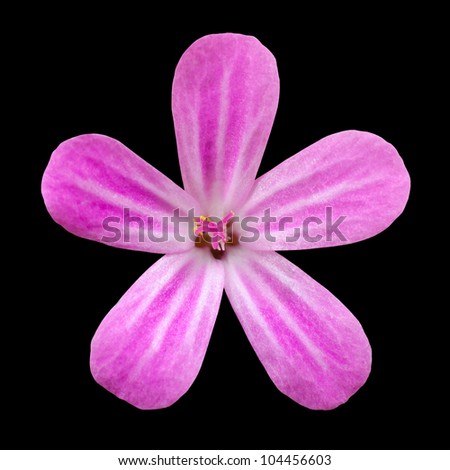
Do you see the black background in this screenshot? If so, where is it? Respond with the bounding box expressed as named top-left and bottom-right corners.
top-left (6, 11), bottom-right (445, 450)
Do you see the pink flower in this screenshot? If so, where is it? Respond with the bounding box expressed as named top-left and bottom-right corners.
top-left (41, 33), bottom-right (410, 410)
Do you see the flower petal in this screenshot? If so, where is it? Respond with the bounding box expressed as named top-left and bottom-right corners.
top-left (172, 33), bottom-right (279, 215)
top-left (42, 134), bottom-right (199, 253)
top-left (239, 131), bottom-right (410, 250)
top-left (90, 248), bottom-right (223, 409)
top-left (224, 247), bottom-right (371, 410)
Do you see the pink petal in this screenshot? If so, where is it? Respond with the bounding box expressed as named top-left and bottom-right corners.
top-left (172, 33), bottom-right (279, 215)
top-left (239, 131), bottom-right (410, 250)
top-left (224, 247), bottom-right (371, 410)
top-left (90, 249), bottom-right (224, 409)
top-left (42, 134), bottom-right (199, 253)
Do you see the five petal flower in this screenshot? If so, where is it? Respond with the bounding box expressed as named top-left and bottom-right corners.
top-left (42, 33), bottom-right (410, 410)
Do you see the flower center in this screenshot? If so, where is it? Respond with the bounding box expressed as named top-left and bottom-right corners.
top-left (194, 211), bottom-right (236, 258)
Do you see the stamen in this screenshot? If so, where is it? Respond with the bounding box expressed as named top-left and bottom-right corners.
top-left (194, 211), bottom-right (234, 252)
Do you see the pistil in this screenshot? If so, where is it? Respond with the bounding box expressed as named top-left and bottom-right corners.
top-left (194, 211), bottom-right (235, 252)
